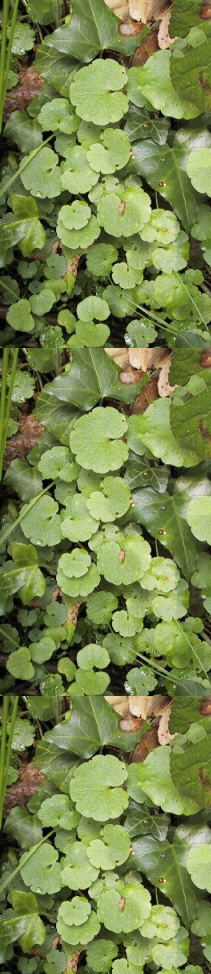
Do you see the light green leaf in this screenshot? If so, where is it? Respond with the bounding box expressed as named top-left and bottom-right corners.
top-left (69, 754), bottom-right (128, 821)
top-left (187, 845), bottom-right (211, 892)
top-left (69, 60), bottom-right (128, 124)
top-left (69, 407), bottom-right (128, 473)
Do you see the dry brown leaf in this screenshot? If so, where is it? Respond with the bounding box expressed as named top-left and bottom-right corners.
top-left (105, 694), bottom-right (169, 718)
top-left (200, 697), bottom-right (211, 715)
top-left (157, 703), bottom-right (176, 745)
top-left (4, 67), bottom-right (44, 120)
top-left (106, 348), bottom-right (169, 372)
top-left (128, 348), bottom-right (169, 371)
top-left (157, 355), bottom-right (175, 397)
top-left (129, 695), bottom-right (169, 717)
top-left (4, 415), bottom-right (44, 469)
top-left (200, 349), bottom-right (211, 368)
top-left (4, 763), bottom-right (44, 817)
top-left (158, 8), bottom-right (174, 47)
top-left (104, 0), bottom-right (171, 24)
top-left (106, 349), bottom-right (129, 369)
top-left (131, 723), bottom-right (159, 760)
top-left (105, 696), bottom-right (130, 715)
top-left (131, 377), bottom-right (159, 413)
top-left (119, 366), bottom-right (144, 385)
top-left (105, 0), bottom-right (129, 16)
top-left (131, 28), bottom-right (159, 63)
top-left (119, 715), bottom-right (144, 731)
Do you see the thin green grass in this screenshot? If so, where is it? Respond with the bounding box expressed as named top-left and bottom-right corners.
top-left (0, 348), bottom-right (18, 481)
top-left (0, 695), bottom-right (19, 830)
top-left (0, 0), bottom-right (19, 133)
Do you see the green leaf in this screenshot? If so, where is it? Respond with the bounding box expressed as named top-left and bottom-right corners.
top-left (12, 717), bottom-right (35, 751)
top-left (86, 939), bottom-right (118, 972)
top-left (69, 754), bottom-right (128, 821)
top-left (38, 446), bottom-right (79, 483)
top-left (57, 548), bottom-right (100, 598)
top-left (10, 22), bottom-right (35, 54)
top-left (0, 194), bottom-right (46, 259)
top-left (141, 905), bottom-right (180, 940)
top-left (77, 643), bottom-right (110, 670)
top-left (1, 890), bottom-right (45, 951)
top-left (130, 481), bottom-right (199, 579)
top-left (97, 533), bottom-right (151, 585)
top-left (187, 846), bottom-right (211, 892)
top-left (186, 496), bottom-right (211, 543)
top-left (131, 140), bottom-right (199, 231)
top-left (170, 390), bottom-right (211, 459)
top-left (6, 647), bottom-right (34, 681)
top-left (6, 300), bottom-right (34, 333)
top-left (20, 842), bottom-right (61, 894)
top-left (77, 296), bottom-right (110, 322)
top-left (35, 42), bottom-right (77, 91)
top-left (4, 808), bottom-right (42, 850)
top-left (97, 185), bottom-right (151, 238)
top-left (86, 476), bottom-right (131, 522)
top-left (133, 746), bottom-right (199, 814)
top-left (54, 0), bottom-right (143, 63)
top-left (61, 840), bottom-right (99, 888)
top-left (132, 399), bottom-right (199, 467)
top-left (170, 729), bottom-right (211, 808)
top-left (28, 0), bottom-right (61, 24)
top-left (69, 407), bottom-right (128, 473)
top-left (46, 349), bottom-right (137, 410)
top-left (170, 41), bottom-right (211, 115)
top-left (170, 0), bottom-right (211, 38)
top-left (96, 879), bottom-right (151, 933)
top-left (57, 200), bottom-right (100, 249)
top-left (61, 146), bottom-right (99, 194)
top-left (70, 60), bottom-right (128, 124)
top-left (21, 496), bottom-right (62, 546)
top-left (4, 460), bottom-right (43, 501)
top-left (130, 834), bottom-right (199, 927)
top-left (20, 147), bottom-right (61, 198)
top-left (37, 794), bottom-right (78, 830)
top-left (124, 105), bottom-right (169, 144)
top-left (86, 824), bottom-right (131, 869)
top-left (187, 148), bottom-right (211, 194)
top-left (38, 98), bottom-right (78, 134)
top-left (61, 494), bottom-right (99, 541)
top-left (44, 697), bottom-right (142, 758)
top-left (87, 129), bottom-right (131, 174)
top-left (57, 896), bottom-right (100, 945)
top-left (129, 52), bottom-right (195, 119)
top-left (4, 111), bottom-right (42, 152)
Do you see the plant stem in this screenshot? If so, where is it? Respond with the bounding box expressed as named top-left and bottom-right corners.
top-left (0, 135), bottom-right (52, 201)
top-left (0, 828), bottom-right (55, 895)
top-left (0, 347), bottom-right (18, 481)
top-left (0, 0), bottom-right (19, 133)
top-left (0, 695), bottom-right (18, 829)
top-left (0, 481), bottom-right (55, 546)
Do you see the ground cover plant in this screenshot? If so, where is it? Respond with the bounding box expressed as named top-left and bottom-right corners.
top-left (1, 693), bottom-right (211, 974)
top-left (2, 0), bottom-right (211, 346)
top-left (1, 346), bottom-right (211, 695)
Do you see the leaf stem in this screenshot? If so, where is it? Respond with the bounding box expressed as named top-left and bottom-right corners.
top-left (0, 481), bottom-right (55, 547)
top-left (0, 347), bottom-right (18, 481)
top-left (0, 828), bottom-right (55, 895)
top-left (0, 135), bottom-right (52, 201)
top-left (0, 695), bottom-right (18, 829)
top-left (0, 0), bottom-right (19, 133)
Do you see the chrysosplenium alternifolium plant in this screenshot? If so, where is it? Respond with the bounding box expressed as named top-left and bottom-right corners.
top-left (1, 347), bottom-right (211, 696)
top-left (2, 695), bottom-right (211, 972)
top-left (1, 0), bottom-right (211, 346)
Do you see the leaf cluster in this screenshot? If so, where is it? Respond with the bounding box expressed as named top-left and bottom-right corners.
top-left (1, 0), bottom-right (211, 346)
top-left (1, 348), bottom-right (211, 697)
